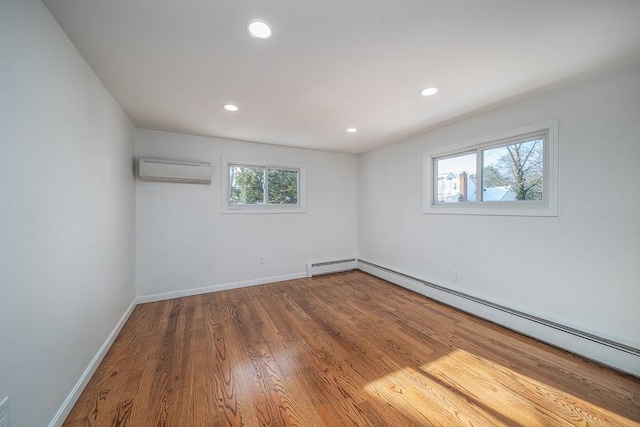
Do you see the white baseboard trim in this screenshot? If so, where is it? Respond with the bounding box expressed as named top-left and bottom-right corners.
top-left (137, 272), bottom-right (308, 304)
top-left (48, 297), bottom-right (137, 427)
top-left (358, 259), bottom-right (640, 378)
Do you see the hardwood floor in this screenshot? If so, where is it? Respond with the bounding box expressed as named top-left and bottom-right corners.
top-left (64, 271), bottom-right (640, 426)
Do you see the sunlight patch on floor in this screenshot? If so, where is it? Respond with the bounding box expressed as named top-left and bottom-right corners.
top-left (362, 348), bottom-right (635, 426)
top-left (423, 348), bottom-right (637, 426)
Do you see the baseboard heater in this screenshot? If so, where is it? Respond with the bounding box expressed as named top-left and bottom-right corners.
top-left (307, 259), bottom-right (357, 277)
top-left (357, 259), bottom-right (640, 377)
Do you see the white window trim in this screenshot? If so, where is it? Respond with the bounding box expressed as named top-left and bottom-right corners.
top-left (222, 157), bottom-right (306, 214)
top-left (423, 119), bottom-right (559, 217)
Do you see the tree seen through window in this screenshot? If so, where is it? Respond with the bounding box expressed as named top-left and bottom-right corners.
top-left (229, 165), bottom-right (299, 206)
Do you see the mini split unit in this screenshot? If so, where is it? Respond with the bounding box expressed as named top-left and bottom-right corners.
top-left (138, 158), bottom-right (212, 185)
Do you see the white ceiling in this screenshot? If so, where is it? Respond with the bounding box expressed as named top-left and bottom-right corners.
top-left (42, 0), bottom-right (640, 154)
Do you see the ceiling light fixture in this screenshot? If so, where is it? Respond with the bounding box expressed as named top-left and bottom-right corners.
top-left (247, 19), bottom-right (272, 39)
top-left (224, 104), bottom-right (238, 112)
top-left (420, 87), bottom-right (438, 96)
top-left (346, 128), bottom-right (358, 133)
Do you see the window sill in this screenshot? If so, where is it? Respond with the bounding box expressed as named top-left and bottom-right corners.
top-left (222, 206), bottom-right (306, 215)
top-left (423, 202), bottom-right (557, 217)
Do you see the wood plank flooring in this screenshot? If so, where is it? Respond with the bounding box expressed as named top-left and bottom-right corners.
top-left (64, 271), bottom-right (640, 426)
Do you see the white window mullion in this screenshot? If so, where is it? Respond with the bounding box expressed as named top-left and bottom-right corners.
top-left (264, 167), bottom-right (270, 205)
top-left (476, 147), bottom-right (483, 204)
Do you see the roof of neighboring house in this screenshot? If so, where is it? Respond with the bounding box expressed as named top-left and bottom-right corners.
top-left (481, 186), bottom-right (516, 202)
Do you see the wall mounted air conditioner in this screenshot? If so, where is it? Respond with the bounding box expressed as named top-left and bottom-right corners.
top-left (138, 158), bottom-right (212, 184)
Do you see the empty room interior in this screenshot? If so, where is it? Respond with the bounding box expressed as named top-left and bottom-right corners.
top-left (2, 0), bottom-right (640, 426)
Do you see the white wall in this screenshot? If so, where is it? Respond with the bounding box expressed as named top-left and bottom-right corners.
top-left (0, 1), bottom-right (136, 426)
top-left (358, 61), bottom-right (640, 350)
top-left (135, 129), bottom-right (357, 299)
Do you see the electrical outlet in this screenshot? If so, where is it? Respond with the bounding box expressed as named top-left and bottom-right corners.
top-left (452, 270), bottom-right (461, 283)
top-left (0, 396), bottom-right (9, 427)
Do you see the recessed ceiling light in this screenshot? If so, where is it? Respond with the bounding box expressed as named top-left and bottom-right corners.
top-left (224, 104), bottom-right (238, 112)
top-left (247, 19), bottom-right (272, 39)
top-left (347, 128), bottom-right (358, 133)
top-left (420, 87), bottom-right (438, 96)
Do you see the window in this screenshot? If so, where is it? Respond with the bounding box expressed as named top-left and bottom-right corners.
top-left (223, 159), bottom-right (305, 213)
top-left (436, 152), bottom-right (476, 204)
top-left (424, 119), bottom-right (558, 216)
top-left (482, 137), bottom-right (543, 202)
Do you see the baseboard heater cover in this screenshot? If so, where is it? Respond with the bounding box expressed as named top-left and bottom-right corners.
top-left (357, 259), bottom-right (640, 377)
top-left (307, 259), bottom-right (357, 277)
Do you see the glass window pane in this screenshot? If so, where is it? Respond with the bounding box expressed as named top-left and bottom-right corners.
top-left (268, 169), bottom-right (298, 205)
top-left (482, 138), bottom-right (543, 202)
top-left (229, 165), bottom-right (264, 205)
top-left (435, 152), bottom-right (477, 204)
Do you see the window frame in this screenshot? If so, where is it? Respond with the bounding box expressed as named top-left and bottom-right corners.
top-left (222, 158), bottom-right (306, 214)
top-left (423, 119), bottom-right (559, 217)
